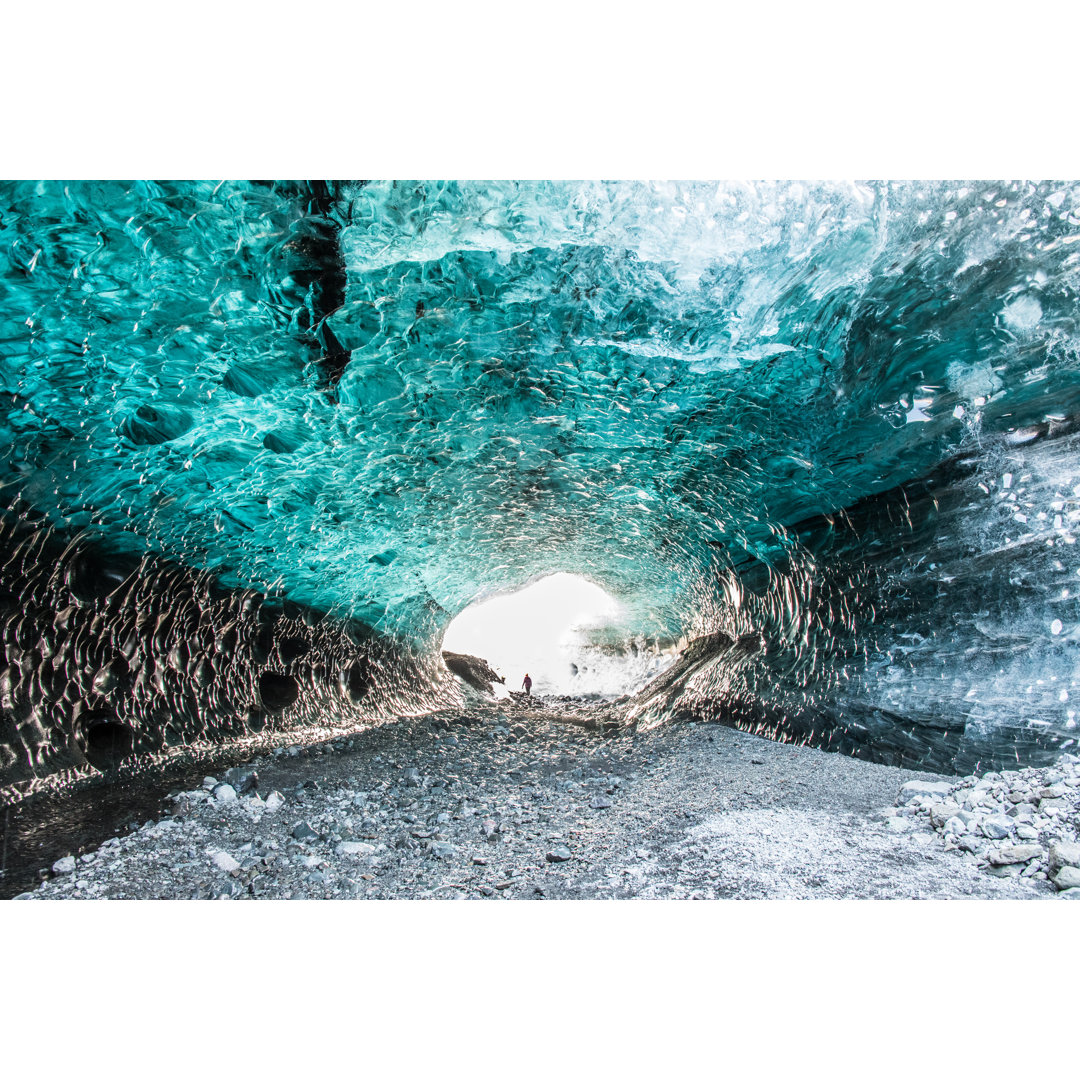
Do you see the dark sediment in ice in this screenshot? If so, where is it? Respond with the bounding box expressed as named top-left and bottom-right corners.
top-left (273, 180), bottom-right (353, 392)
top-left (441, 650), bottom-right (506, 697)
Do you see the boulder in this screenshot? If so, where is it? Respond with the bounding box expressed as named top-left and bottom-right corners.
top-left (335, 841), bottom-right (375, 857)
top-left (224, 766), bottom-right (258, 794)
top-left (52, 856), bottom-right (76, 875)
top-left (929, 802), bottom-right (960, 828)
top-left (211, 851), bottom-right (241, 875)
top-left (987, 844), bottom-right (1044, 866)
top-left (981, 815), bottom-right (1013, 840)
top-left (1038, 785), bottom-right (1067, 799)
top-left (1047, 841), bottom-right (1080, 875)
top-left (898, 780), bottom-right (952, 804)
top-left (1053, 866), bottom-right (1080, 891)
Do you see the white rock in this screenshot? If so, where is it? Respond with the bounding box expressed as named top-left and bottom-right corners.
top-left (1053, 865), bottom-right (1080, 890)
top-left (213, 783), bottom-right (238, 803)
top-left (928, 801), bottom-right (960, 826)
top-left (210, 851), bottom-right (241, 874)
top-left (52, 856), bottom-right (76, 875)
top-left (987, 844), bottom-right (1044, 866)
top-left (899, 780), bottom-right (953, 804)
top-left (1058, 888), bottom-right (1080, 899)
top-left (982, 815), bottom-right (1013, 840)
top-left (943, 816), bottom-right (968, 835)
top-left (335, 841), bottom-right (376, 857)
top-left (1047, 841), bottom-right (1080, 874)
top-left (264, 790), bottom-right (286, 812)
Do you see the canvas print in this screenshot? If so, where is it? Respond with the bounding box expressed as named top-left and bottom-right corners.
top-left (1, 180), bottom-right (1078, 900)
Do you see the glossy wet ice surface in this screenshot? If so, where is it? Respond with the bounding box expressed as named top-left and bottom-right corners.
top-left (3, 181), bottom-right (1080, 786)
top-left (6, 181), bottom-right (1079, 635)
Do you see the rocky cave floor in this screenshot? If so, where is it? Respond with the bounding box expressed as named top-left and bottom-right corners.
top-left (12, 701), bottom-right (1080, 900)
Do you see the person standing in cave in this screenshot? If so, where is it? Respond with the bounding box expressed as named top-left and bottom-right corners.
top-left (522, 673), bottom-right (532, 696)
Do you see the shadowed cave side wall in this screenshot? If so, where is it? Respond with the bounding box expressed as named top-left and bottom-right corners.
top-left (0, 506), bottom-right (457, 800)
top-left (628, 424), bottom-right (1080, 774)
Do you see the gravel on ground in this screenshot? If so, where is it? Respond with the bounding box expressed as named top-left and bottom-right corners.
top-left (16, 702), bottom-right (1074, 900)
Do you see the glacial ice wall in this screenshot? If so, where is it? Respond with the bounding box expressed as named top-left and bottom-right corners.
top-left (3, 179), bottom-right (1080, 784)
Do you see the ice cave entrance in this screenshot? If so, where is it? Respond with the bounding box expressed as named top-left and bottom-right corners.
top-left (442, 573), bottom-right (633, 698)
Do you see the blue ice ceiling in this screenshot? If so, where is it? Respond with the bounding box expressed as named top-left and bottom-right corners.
top-left (5, 180), bottom-right (1078, 648)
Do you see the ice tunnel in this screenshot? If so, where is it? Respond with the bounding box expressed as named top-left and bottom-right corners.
top-left (3, 178), bottom-right (1080, 795)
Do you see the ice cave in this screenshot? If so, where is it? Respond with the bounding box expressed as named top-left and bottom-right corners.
top-left (3, 179), bottom-right (1080, 802)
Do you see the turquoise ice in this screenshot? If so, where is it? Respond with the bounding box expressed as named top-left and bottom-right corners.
top-left (3, 180), bottom-right (1080, 774)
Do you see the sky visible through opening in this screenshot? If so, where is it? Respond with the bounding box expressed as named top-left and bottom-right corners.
top-left (442, 573), bottom-right (627, 696)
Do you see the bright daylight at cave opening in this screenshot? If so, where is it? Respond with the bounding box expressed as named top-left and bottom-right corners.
top-left (442, 573), bottom-right (641, 698)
